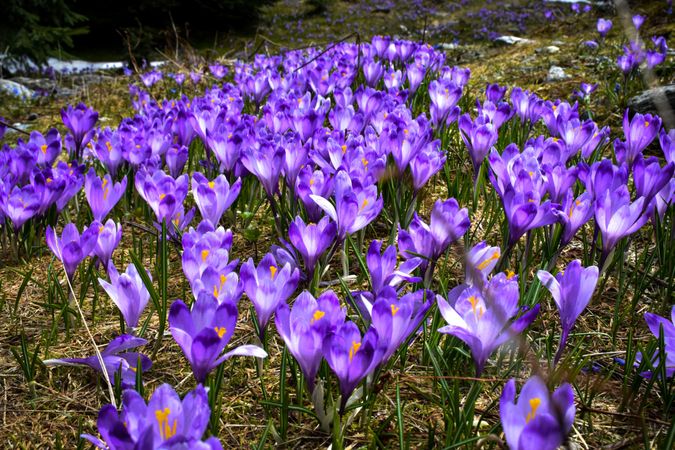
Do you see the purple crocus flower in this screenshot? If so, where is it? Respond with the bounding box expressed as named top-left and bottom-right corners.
top-left (366, 240), bottom-right (422, 296)
top-left (100, 263), bottom-right (151, 331)
top-left (429, 79), bottom-right (462, 126)
top-left (84, 169), bottom-right (127, 221)
top-left (636, 306), bottom-right (675, 378)
top-left (486, 83), bottom-right (507, 103)
top-left (458, 114), bottom-right (499, 180)
top-left (409, 142), bottom-right (446, 191)
top-left (632, 155), bottom-right (675, 202)
top-left (398, 198), bottom-right (470, 263)
top-left (2, 184), bottom-right (41, 230)
top-left (311, 170), bottom-right (383, 241)
top-left (632, 14), bottom-right (646, 30)
top-left (370, 287), bottom-right (433, 367)
top-left (169, 295), bottom-right (266, 383)
top-left (288, 215), bottom-right (337, 276)
top-left (43, 334), bottom-right (151, 389)
top-left (537, 260), bottom-right (599, 363)
top-left (323, 321), bottom-right (380, 414)
top-left (614, 110), bottom-right (662, 167)
top-left (500, 376), bottom-right (575, 450)
top-left (241, 143), bottom-right (284, 196)
top-left (46, 223), bottom-right (98, 280)
top-left (134, 169), bottom-right (189, 225)
top-left (240, 253), bottom-right (300, 335)
top-left (60, 103), bottom-right (98, 156)
top-left (436, 272), bottom-right (540, 374)
top-left (595, 185), bottom-right (653, 267)
top-left (209, 63), bottom-right (228, 79)
top-left (660, 129), bottom-right (675, 165)
top-left (554, 190), bottom-right (594, 247)
top-left (500, 181), bottom-right (558, 247)
top-left (92, 219), bottom-right (122, 270)
top-left (275, 290), bottom-right (346, 391)
top-left (83, 384), bottom-right (223, 449)
top-left (597, 18), bottom-right (612, 38)
top-left (165, 144), bottom-right (189, 178)
top-left (191, 172), bottom-right (241, 227)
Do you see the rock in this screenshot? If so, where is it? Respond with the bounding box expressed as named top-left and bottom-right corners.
top-left (0, 79), bottom-right (35, 99)
top-left (26, 113), bottom-right (38, 121)
top-left (495, 35), bottom-right (535, 45)
top-left (628, 85), bottom-right (675, 128)
top-left (547, 65), bottom-right (569, 81)
top-left (536, 46), bottom-right (560, 54)
top-left (10, 77), bottom-right (56, 92)
top-left (437, 43), bottom-right (459, 51)
top-left (551, 40), bottom-right (565, 46)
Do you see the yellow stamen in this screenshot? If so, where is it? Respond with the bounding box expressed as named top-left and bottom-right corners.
top-left (40, 144), bottom-right (47, 154)
top-left (159, 194), bottom-right (166, 200)
top-left (477, 250), bottom-right (500, 270)
top-left (214, 326), bottom-right (227, 338)
top-left (569, 199), bottom-right (582, 218)
top-left (106, 141), bottom-right (112, 152)
top-left (362, 158), bottom-right (368, 167)
top-left (219, 274), bottom-right (227, 287)
top-left (155, 408), bottom-right (177, 440)
top-left (311, 310), bottom-right (325, 324)
top-left (360, 199), bottom-right (369, 210)
top-left (390, 304), bottom-right (400, 316)
top-left (341, 144), bottom-right (347, 154)
top-left (309, 178), bottom-right (315, 186)
top-left (208, 181), bottom-right (215, 189)
top-left (201, 250), bottom-right (209, 262)
top-left (349, 340), bottom-right (361, 362)
top-left (525, 397), bottom-right (541, 423)
top-left (505, 270), bottom-right (516, 279)
top-left (270, 265), bottom-right (278, 279)
top-left (644, 121), bottom-right (649, 127)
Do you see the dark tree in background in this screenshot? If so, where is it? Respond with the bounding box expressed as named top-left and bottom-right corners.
top-left (0, 0), bottom-right (88, 69)
top-left (0, 0), bottom-right (275, 70)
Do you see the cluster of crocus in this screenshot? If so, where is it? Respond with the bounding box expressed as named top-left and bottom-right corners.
top-left (83, 384), bottom-right (223, 449)
top-left (437, 267), bottom-right (539, 374)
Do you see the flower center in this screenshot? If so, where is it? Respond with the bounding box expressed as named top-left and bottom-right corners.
top-left (349, 340), bottom-right (361, 362)
top-left (269, 265), bottom-right (278, 279)
top-left (214, 326), bottom-right (227, 338)
top-left (390, 304), bottom-right (400, 316)
top-left (525, 397), bottom-right (541, 423)
top-left (476, 250), bottom-right (500, 270)
top-left (40, 144), bottom-right (47, 154)
top-left (155, 407), bottom-right (177, 440)
top-left (311, 310), bottom-right (325, 324)
top-left (208, 181), bottom-right (215, 189)
top-left (201, 250), bottom-right (209, 262)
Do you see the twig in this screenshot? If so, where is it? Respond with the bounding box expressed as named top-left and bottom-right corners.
top-left (49, 228), bottom-right (116, 408)
top-left (0, 119), bottom-right (30, 136)
top-left (579, 404), bottom-right (670, 426)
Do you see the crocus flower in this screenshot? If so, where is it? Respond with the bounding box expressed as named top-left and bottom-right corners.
top-left (134, 169), bottom-right (189, 225)
top-left (366, 240), bottom-right (422, 296)
top-left (437, 272), bottom-right (540, 374)
top-left (429, 79), bottom-right (462, 126)
top-left (323, 321), bottom-right (380, 413)
top-left (2, 184), bottom-right (41, 230)
top-left (500, 182), bottom-right (558, 247)
top-left (554, 190), bottom-right (594, 247)
top-left (595, 186), bottom-right (652, 267)
top-left (465, 241), bottom-right (501, 285)
top-left (636, 306), bottom-right (675, 378)
top-left (191, 172), bottom-right (241, 227)
top-left (311, 170), bottom-right (383, 241)
top-left (458, 114), bottom-right (499, 180)
top-left (288, 215), bottom-right (336, 276)
top-left (84, 169), bottom-right (127, 222)
top-left (82, 384), bottom-right (223, 449)
top-left (240, 253), bottom-right (300, 335)
top-left (166, 144), bottom-right (189, 178)
top-left (614, 110), bottom-right (662, 167)
top-left (275, 290), bottom-right (346, 391)
top-left (409, 142), bottom-right (446, 191)
top-left (370, 287), bottom-right (433, 368)
top-left (170, 295), bottom-right (266, 382)
top-left (500, 376), bottom-right (575, 450)
top-left (43, 334), bottom-right (151, 389)
top-left (46, 223), bottom-right (99, 280)
top-left (398, 198), bottom-right (470, 264)
top-left (92, 219), bottom-right (122, 270)
top-left (241, 143), bottom-right (284, 196)
top-left (632, 155), bottom-right (675, 203)
top-left (660, 129), bottom-right (675, 165)
top-left (537, 260), bottom-right (599, 363)
top-left (597, 18), bottom-right (612, 38)
top-left (61, 103), bottom-right (98, 156)
top-left (632, 14), bottom-right (646, 30)
top-left (100, 263), bottom-right (151, 331)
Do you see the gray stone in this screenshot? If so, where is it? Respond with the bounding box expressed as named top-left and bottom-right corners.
top-left (0, 79), bottom-right (35, 99)
top-left (495, 35), bottom-right (535, 45)
top-left (536, 46), bottom-right (560, 54)
top-left (547, 65), bottom-right (569, 81)
top-left (628, 85), bottom-right (675, 128)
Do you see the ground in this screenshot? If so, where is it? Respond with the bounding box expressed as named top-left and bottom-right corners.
top-left (0, 0), bottom-right (674, 448)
